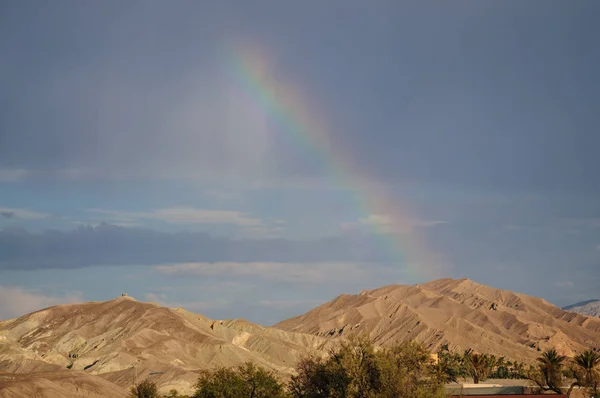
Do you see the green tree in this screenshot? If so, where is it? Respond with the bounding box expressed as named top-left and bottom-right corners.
top-left (377, 341), bottom-right (446, 398)
top-left (193, 362), bottom-right (287, 398)
top-left (527, 348), bottom-right (568, 395)
top-left (289, 334), bottom-right (445, 398)
top-left (490, 357), bottom-right (509, 379)
top-left (435, 346), bottom-right (465, 383)
top-left (464, 350), bottom-right (495, 384)
top-left (129, 379), bottom-right (159, 398)
top-left (573, 350), bottom-right (600, 396)
top-left (239, 362), bottom-right (287, 398)
top-left (290, 335), bottom-right (376, 398)
top-left (193, 367), bottom-right (246, 398)
top-left (331, 334), bottom-right (381, 397)
top-left (509, 360), bottom-right (527, 380)
top-left (289, 355), bottom-right (349, 398)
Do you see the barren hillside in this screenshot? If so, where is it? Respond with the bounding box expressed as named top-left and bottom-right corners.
top-left (275, 278), bottom-right (600, 360)
top-left (0, 370), bottom-right (127, 398)
top-left (0, 296), bottom-right (328, 395)
top-left (564, 299), bottom-right (600, 318)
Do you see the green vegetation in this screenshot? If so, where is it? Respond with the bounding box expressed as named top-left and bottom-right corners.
top-left (190, 336), bottom-right (445, 398)
top-left (435, 345), bottom-right (527, 384)
top-left (437, 344), bottom-right (600, 396)
top-left (572, 349), bottom-right (600, 396)
top-left (528, 348), bottom-right (567, 394)
top-left (193, 362), bottom-right (287, 398)
top-left (463, 350), bottom-right (495, 384)
top-left (130, 381), bottom-right (191, 398)
top-left (522, 348), bottom-right (600, 397)
top-left (129, 379), bottom-right (159, 398)
top-left (282, 334), bottom-right (445, 397)
top-left (133, 338), bottom-right (600, 398)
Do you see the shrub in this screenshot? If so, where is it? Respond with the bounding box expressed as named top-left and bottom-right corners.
top-left (193, 362), bottom-right (287, 398)
top-left (129, 379), bottom-right (159, 398)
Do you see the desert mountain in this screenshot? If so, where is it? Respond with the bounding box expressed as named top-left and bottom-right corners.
top-left (275, 278), bottom-right (600, 361)
top-left (3, 278), bottom-right (600, 397)
top-left (0, 296), bottom-right (328, 396)
top-left (564, 299), bottom-right (600, 318)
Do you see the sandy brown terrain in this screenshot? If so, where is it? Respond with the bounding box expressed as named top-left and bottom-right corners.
top-left (0, 296), bottom-right (328, 395)
top-left (0, 370), bottom-right (127, 398)
top-left (275, 278), bottom-right (600, 360)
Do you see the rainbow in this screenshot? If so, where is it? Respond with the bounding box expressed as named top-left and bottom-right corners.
top-left (226, 44), bottom-right (440, 278)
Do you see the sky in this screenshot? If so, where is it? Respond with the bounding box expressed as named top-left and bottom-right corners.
top-left (1, 0), bottom-right (599, 325)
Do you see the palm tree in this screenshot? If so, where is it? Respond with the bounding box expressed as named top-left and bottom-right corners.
top-left (493, 356), bottom-right (508, 379)
top-left (435, 347), bottom-right (464, 383)
top-left (486, 354), bottom-right (499, 371)
top-left (573, 350), bottom-right (600, 395)
top-left (534, 348), bottom-right (566, 394)
top-left (465, 352), bottom-right (493, 384)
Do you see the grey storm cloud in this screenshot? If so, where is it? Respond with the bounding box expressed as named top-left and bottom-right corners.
top-left (0, 212), bottom-right (14, 219)
top-left (0, 1), bottom-right (599, 192)
top-left (1, 218), bottom-right (598, 307)
top-left (0, 223), bottom-right (397, 270)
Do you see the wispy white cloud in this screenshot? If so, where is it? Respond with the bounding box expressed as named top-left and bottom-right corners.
top-left (144, 292), bottom-right (230, 313)
top-left (205, 189), bottom-right (238, 202)
top-left (555, 217), bottom-right (600, 229)
top-left (154, 261), bottom-right (407, 285)
top-left (410, 219), bottom-right (449, 227)
top-left (0, 226), bottom-right (419, 271)
top-left (0, 169), bottom-right (29, 182)
top-left (256, 299), bottom-right (324, 310)
top-left (72, 220), bottom-right (143, 228)
top-left (0, 207), bottom-right (50, 220)
top-left (88, 207), bottom-right (262, 226)
top-left (341, 214), bottom-right (447, 233)
top-left (506, 218), bottom-right (600, 233)
top-left (554, 280), bottom-right (574, 289)
top-left (0, 168), bottom-right (96, 182)
top-left (145, 292), bottom-right (167, 302)
top-left (355, 214), bottom-right (393, 227)
top-left (110, 222), bottom-right (143, 228)
top-left (237, 225), bottom-right (285, 239)
top-left (0, 286), bottom-right (83, 320)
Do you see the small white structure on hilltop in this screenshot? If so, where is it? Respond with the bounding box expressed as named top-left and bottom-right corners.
top-left (121, 292), bottom-right (128, 297)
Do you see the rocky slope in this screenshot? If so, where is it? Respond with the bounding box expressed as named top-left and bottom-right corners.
top-left (563, 299), bottom-right (600, 318)
top-left (0, 296), bottom-right (328, 396)
top-left (275, 278), bottom-right (600, 360)
top-left (0, 370), bottom-right (127, 398)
